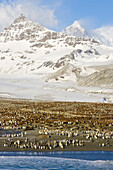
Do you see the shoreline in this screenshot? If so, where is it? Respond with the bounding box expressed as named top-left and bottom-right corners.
top-left (0, 147), bottom-right (113, 152)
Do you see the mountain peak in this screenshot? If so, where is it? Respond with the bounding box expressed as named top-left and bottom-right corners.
top-left (72, 20), bottom-right (83, 28)
top-left (13, 14), bottom-right (28, 24)
top-left (62, 20), bottom-right (90, 39)
top-left (0, 14), bottom-right (46, 42)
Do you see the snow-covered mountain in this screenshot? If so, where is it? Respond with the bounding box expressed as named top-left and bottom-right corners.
top-left (62, 21), bottom-right (90, 39)
top-left (62, 20), bottom-right (113, 47)
top-left (0, 14), bottom-right (98, 75)
top-left (0, 14), bottom-right (113, 102)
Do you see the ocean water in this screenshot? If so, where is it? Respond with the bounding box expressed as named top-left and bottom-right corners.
top-left (0, 151), bottom-right (113, 169)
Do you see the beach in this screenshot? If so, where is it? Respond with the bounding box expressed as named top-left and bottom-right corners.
top-left (0, 99), bottom-right (113, 152)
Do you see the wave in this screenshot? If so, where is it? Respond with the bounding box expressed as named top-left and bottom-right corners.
top-left (0, 156), bottom-right (113, 169)
top-left (0, 155), bottom-right (88, 162)
top-left (0, 155), bottom-right (113, 164)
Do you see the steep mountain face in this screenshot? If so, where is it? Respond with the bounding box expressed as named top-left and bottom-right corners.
top-left (62, 21), bottom-right (90, 39)
top-left (0, 15), bottom-right (113, 102)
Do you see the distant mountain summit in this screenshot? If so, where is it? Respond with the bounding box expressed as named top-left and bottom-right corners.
top-left (62, 21), bottom-right (90, 39)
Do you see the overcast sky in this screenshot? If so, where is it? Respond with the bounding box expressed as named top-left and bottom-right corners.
top-left (0, 0), bottom-right (113, 31)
